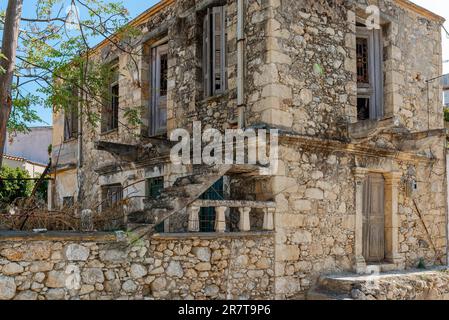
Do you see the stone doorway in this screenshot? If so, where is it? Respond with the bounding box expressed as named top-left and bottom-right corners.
top-left (353, 168), bottom-right (403, 273)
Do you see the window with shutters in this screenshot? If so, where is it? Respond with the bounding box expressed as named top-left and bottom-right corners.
top-left (356, 23), bottom-right (383, 121)
top-left (64, 107), bottom-right (78, 141)
top-left (101, 184), bottom-right (123, 212)
top-left (203, 6), bottom-right (227, 97)
top-left (63, 86), bottom-right (79, 141)
top-left (102, 62), bottom-right (119, 133)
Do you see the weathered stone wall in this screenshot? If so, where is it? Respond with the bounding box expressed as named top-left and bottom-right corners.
top-left (271, 134), bottom-right (447, 299)
top-left (246, 0), bottom-right (443, 135)
top-left (0, 232), bottom-right (274, 300)
top-left (350, 269), bottom-right (449, 300)
top-left (315, 268), bottom-right (449, 300)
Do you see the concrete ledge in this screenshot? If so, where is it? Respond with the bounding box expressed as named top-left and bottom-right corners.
top-left (152, 231), bottom-right (275, 240)
top-left (0, 231), bottom-right (118, 242)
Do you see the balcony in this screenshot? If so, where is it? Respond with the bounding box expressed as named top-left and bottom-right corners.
top-left (186, 199), bottom-right (276, 233)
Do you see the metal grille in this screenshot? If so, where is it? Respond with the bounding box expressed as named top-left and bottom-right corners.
top-left (356, 37), bottom-right (369, 84)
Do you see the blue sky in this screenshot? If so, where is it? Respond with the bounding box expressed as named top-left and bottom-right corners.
top-left (2, 0), bottom-right (448, 127)
top-left (0, 0), bottom-right (158, 126)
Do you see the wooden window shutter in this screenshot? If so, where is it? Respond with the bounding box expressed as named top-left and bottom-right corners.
top-left (203, 9), bottom-right (211, 97)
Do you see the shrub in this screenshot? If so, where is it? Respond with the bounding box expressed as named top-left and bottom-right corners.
top-left (0, 166), bottom-right (33, 206)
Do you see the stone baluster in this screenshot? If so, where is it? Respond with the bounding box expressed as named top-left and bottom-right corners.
top-left (214, 207), bottom-right (227, 233)
top-left (238, 207), bottom-right (251, 231)
top-left (263, 207), bottom-right (275, 230)
top-left (187, 206), bottom-right (200, 232)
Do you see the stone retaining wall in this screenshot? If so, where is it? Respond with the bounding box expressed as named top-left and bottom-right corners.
top-left (319, 268), bottom-right (449, 300)
top-left (0, 231), bottom-right (275, 300)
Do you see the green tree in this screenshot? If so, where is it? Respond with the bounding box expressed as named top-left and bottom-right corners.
top-left (0, 165), bottom-right (33, 205)
top-left (0, 0), bottom-right (142, 168)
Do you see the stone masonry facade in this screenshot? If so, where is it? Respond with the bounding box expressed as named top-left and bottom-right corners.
top-left (44, 0), bottom-right (448, 300)
top-left (0, 233), bottom-right (274, 300)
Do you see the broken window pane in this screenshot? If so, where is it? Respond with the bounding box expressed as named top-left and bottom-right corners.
top-left (357, 97), bottom-right (370, 121)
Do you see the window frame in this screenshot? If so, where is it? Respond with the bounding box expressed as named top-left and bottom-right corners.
top-left (101, 62), bottom-right (120, 133)
top-left (203, 5), bottom-right (227, 97)
top-left (101, 183), bottom-right (123, 212)
top-left (63, 86), bottom-right (79, 141)
top-left (150, 41), bottom-right (169, 136)
top-left (356, 25), bottom-right (384, 121)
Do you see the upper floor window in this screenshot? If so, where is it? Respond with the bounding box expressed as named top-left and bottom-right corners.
top-left (150, 42), bottom-right (168, 136)
top-left (356, 23), bottom-right (383, 121)
top-left (203, 6), bottom-right (227, 97)
top-left (64, 86), bottom-right (79, 141)
top-left (102, 62), bottom-right (119, 132)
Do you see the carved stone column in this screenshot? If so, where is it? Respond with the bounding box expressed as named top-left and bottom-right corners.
top-left (187, 206), bottom-right (200, 232)
top-left (238, 207), bottom-right (251, 231)
top-left (214, 207), bottom-right (227, 233)
top-left (384, 171), bottom-right (403, 266)
top-left (263, 207), bottom-right (275, 231)
top-left (353, 167), bottom-right (368, 274)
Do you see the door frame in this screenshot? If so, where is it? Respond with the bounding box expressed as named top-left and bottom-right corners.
top-left (353, 168), bottom-right (403, 273)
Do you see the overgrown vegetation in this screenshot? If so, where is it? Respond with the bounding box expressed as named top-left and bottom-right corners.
top-left (0, 165), bottom-right (33, 206)
top-left (444, 108), bottom-right (449, 122)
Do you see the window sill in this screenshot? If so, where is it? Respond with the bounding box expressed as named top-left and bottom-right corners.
top-left (349, 116), bottom-right (399, 140)
top-left (100, 128), bottom-right (118, 136)
top-left (198, 90), bottom-right (230, 105)
top-left (63, 137), bottom-right (78, 143)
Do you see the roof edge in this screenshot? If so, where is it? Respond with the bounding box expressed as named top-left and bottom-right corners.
top-left (89, 0), bottom-right (175, 56)
top-left (395, 0), bottom-right (446, 23)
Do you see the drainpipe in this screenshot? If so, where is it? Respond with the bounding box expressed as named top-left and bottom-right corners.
top-left (444, 145), bottom-right (449, 266)
top-left (76, 92), bottom-right (84, 207)
top-left (236, 0), bottom-right (245, 128)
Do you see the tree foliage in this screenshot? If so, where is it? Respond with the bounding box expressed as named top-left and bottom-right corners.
top-left (0, 0), bottom-right (144, 135)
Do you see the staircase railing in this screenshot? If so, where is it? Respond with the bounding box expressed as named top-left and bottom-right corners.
top-left (186, 199), bottom-right (275, 233)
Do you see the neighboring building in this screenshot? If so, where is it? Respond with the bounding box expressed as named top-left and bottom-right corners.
top-left (50, 0), bottom-right (447, 299)
top-left (2, 154), bottom-right (47, 178)
top-left (4, 126), bottom-right (52, 165)
top-left (443, 74), bottom-right (449, 107)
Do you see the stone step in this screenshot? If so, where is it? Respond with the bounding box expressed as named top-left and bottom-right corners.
top-left (306, 288), bottom-right (352, 300)
top-left (317, 276), bottom-right (355, 295)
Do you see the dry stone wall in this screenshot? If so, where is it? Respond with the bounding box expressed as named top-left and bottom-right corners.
top-left (0, 232), bottom-right (274, 300)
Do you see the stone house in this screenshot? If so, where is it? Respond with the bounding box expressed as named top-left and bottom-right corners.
top-left (48, 0), bottom-right (447, 299)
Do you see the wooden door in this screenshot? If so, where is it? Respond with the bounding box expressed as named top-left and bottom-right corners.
top-left (362, 173), bottom-right (385, 262)
top-left (150, 43), bottom-right (168, 136)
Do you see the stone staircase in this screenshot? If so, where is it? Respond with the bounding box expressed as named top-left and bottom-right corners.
top-left (307, 267), bottom-right (449, 300)
top-left (127, 164), bottom-right (234, 230)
